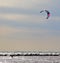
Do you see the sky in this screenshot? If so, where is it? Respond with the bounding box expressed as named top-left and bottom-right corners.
top-left (0, 0), bottom-right (60, 51)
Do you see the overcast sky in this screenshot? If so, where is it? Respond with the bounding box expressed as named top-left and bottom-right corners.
top-left (0, 0), bottom-right (60, 51)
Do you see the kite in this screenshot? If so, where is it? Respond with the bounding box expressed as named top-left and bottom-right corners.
top-left (40, 10), bottom-right (50, 19)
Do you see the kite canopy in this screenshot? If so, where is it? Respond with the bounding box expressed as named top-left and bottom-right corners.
top-left (40, 10), bottom-right (50, 19)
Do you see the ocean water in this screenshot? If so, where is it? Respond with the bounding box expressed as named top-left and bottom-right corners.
top-left (0, 56), bottom-right (60, 63)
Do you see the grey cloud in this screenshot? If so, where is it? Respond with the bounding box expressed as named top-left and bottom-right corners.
top-left (0, 7), bottom-right (39, 15)
top-left (0, 18), bottom-right (60, 32)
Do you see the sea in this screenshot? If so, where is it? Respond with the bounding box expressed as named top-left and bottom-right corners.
top-left (0, 51), bottom-right (60, 63)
